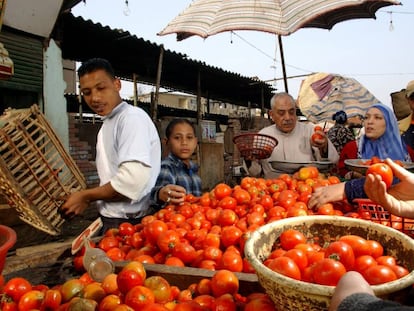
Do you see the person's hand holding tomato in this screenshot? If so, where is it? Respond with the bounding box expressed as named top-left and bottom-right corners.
top-left (364, 158), bottom-right (414, 219)
top-left (310, 126), bottom-right (328, 157)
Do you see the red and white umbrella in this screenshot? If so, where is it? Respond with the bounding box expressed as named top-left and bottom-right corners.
top-left (158, 0), bottom-right (401, 91)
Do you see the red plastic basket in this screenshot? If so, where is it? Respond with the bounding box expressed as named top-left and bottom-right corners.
top-left (355, 198), bottom-right (414, 238)
top-left (0, 225), bottom-right (16, 274)
top-left (233, 133), bottom-right (278, 160)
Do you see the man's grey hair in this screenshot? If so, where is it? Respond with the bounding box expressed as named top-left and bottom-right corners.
top-left (270, 92), bottom-right (296, 109)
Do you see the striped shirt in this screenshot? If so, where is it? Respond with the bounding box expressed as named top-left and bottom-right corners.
top-left (150, 153), bottom-right (202, 209)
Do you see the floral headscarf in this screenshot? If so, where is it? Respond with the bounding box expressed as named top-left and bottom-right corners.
top-left (358, 103), bottom-right (410, 161)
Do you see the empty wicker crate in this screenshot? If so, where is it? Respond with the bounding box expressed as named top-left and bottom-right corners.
top-left (0, 105), bottom-right (86, 235)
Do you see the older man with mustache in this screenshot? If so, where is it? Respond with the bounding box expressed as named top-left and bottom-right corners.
top-left (247, 92), bottom-right (339, 179)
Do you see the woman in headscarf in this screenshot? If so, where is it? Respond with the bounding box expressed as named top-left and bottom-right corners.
top-left (337, 103), bottom-right (411, 178)
top-left (328, 110), bottom-right (355, 155)
top-left (308, 103), bottom-right (412, 211)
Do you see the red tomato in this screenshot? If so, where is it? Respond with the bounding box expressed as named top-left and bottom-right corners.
top-left (277, 190), bottom-right (297, 209)
top-left (284, 248), bottom-right (308, 271)
top-left (117, 269), bottom-right (145, 295)
top-left (339, 235), bottom-right (370, 257)
top-left (124, 286), bottom-right (155, 310)
top-left (118, 222), bottom-right (135, 236)
top-left (99, 294), bottom-right (122, 311)
top-left (17, 290), bottom-right (44, 311)
top-left (217, 209), bottom-right (238, 226)
top-left (324, 241), bottom-right (355, 270)
top-left (366, 240), bottom-right (384, 258)
top-left (244, 296), bottom-right (276, 311)
top-left (42, 289), bottom-right (62, 309)
top-left (317, 203), bottom-right (335, 215)
top-left (311, 133), bottom-right (324, 142)
top-left (279, 229), bottom-right (307, 250)
top-left (218, 248), bottom-right (243, 272)
top-left (193, 295), bottom-right (215, 309)
top-left (156, 229), bottom-right (180, 254)
top-left (173, 301), bottom-right (206, 311)
top-left (0, 301), bottom-right (18, 311)
top-left (98, 236), bottom-right (119, 252)
top-left (214, 183), bottom-right (232, 200)
top-left (354, 255), bottom-right (378, 274)
top-left (3, 277), bottom-right (33, 302)
top-left (144, 220), bottom-right (168, 244)
top-left (218, 196), bottom-right (237, 210)
top-left (312, 258), bottom-right (346, 286)
top-left (362, 265), bottom-right (397, 285)
top-left (376, 255), bottom-right (397, 267)
top-left (210, 269), bottom-right (239, 297)
top-left (212, 293), bottom-right (237, 311)
top-left (391, 265), bottom-right (410, 279)
top-left (267, 256), bottom-right (301, 281)
top-left (221, 226), bottom-right (243, 248)
top-left (366, 163), bottom-right (393, 189)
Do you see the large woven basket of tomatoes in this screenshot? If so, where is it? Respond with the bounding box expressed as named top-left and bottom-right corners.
top-left (355, 198), bottom-right (414, 238)
top-left (245, 215), bottom-right (414, 311)
top-left (233, 133), bottom-right (278, 160)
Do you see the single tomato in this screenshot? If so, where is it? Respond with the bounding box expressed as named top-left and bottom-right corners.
top-left (279, 229), bottom-right (307, 250)
top-left (312, 258), bottom-right (346, 286)
top-left (3, 277), bottom-right (33, 302)
top-left (366, 163), bottom-right (393, 189)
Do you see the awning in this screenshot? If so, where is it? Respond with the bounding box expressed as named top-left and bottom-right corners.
top-left (52, 13), bottom-right (275, 109)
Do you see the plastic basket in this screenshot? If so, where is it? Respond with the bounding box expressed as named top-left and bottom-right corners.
top-left (0, 105), bottom-right (87, 235)
top-left (232, 133), bottom-right (278, 160)
top-left (245, 216), bottom-right (414, 311)
top-left (355, 198), bottom-right (414, 238)
top-left (0, 225), bottom-right (16, 274)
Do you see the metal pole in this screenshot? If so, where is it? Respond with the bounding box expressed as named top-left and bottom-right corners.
top-left (278, 35), bottom-right (289, 93)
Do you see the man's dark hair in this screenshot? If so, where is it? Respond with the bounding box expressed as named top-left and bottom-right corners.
top-left (78, 58), bottom-right (115, 79)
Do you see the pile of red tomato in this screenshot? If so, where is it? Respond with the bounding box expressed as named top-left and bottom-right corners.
top-left (72, 170), bottom-right (354, 275)
top-left (0, 263), bottom-right (277, 311)
top-left (264, 228), bottom-right (409, 286)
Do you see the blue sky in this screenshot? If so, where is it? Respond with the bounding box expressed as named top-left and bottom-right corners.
top-left (72, 1), bottom-right (413, 107)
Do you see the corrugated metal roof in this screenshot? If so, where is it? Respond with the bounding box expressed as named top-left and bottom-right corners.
top-left (53, 13), bottom-right (275, 109)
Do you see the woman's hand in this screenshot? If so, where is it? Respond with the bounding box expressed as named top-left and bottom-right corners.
top-left (308, 182), bottom-right (346, 210)
top-left (161, 184), bottom-right (186, 205)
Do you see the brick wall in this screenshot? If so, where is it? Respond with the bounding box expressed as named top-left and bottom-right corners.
top-left (68, 115), bottom-right (100, 188)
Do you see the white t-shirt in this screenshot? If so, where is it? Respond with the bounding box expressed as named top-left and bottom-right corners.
top-left (96, 102), bottom-right (161, 219)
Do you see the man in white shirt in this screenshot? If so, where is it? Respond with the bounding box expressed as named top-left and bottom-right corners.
top-left (59, 58), bottom-right (161, 233)
top-left (247, 92), bottom-right (339, 179)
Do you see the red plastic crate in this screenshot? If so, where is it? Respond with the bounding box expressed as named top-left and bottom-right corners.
top-left (355, 198), bottom-right (414, 238)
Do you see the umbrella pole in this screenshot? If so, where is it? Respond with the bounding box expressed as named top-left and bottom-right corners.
top-left (278, 35), bottom-right (288, 93)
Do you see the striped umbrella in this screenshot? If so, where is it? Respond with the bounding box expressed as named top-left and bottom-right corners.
top-left (158, 0), bottom-right (401, 91)
top-left (297, 72), bottom-right (381, 123)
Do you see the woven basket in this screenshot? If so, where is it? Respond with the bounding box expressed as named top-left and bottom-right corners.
top-left (245, 216), bottom-right (414, 311)
top-left (355, 198), bottom-right (414, 238)
top-left (232, 133), bottom-right (278, 160)
top-left (0, 105), bottom-right (86, 235)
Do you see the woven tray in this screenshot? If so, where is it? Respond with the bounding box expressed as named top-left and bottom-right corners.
top-left (0, 105), bottom-right (86, 235)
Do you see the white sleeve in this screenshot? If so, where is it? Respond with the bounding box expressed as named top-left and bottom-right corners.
top-left (110, 161), bottom-right (151, 201)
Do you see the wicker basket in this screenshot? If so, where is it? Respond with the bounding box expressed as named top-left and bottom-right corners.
top-left (0, 105), bottom-right (86, 235)
top-left (355, 198), bottom-right (414, 238)
top-left (232, 133), bottom-right (278, 160)
top-left (245, 215), bottom-right (414, 311)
